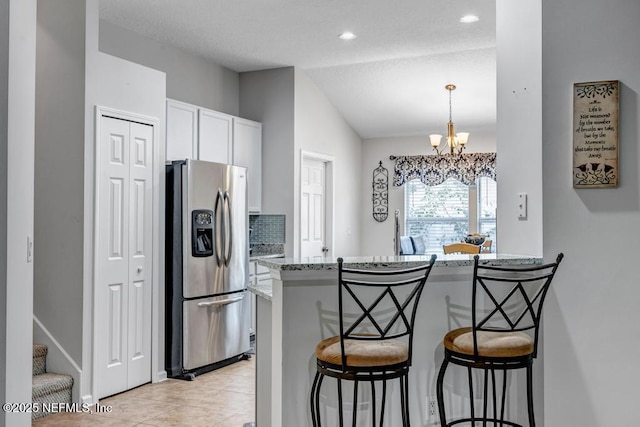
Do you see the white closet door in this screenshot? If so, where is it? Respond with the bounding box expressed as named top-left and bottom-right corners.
top-left (126, 122), bottom-right (153, 389)
top-left (97, 116), bottom-right (152, 398)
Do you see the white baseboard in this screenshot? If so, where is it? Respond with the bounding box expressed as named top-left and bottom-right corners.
top-left (80, 394), bottom-right (95, 405)
top-left (155, 370), bottom-right (167, 382)
top-left (33, 315), bottom-right (82, 403)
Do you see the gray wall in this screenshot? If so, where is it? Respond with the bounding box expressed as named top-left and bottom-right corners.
top-left (496, 0), bottom-right (543, 257)
top-left (99, 19), bottom-right (239, 116)
top-left (1, 0), bottom-right (37, 425)
top-left (0, 1), bottom-right (8, 411)
top-left (34, 1), bottom-right (167, 401)
top-left (293, 69), bottom-right (363, 257)
top-left (495, 4), bottom-right (545, 417)
top-left (542, 0), bottom-right (640, 425)
top-left (240, 67), bottom-right (296, 256)
top-left (82, 48), bottom-right (167, 399)
top-left (239, 67), bottom-right (363, 258)
top-left (34, 0), bottom-right (87, 366)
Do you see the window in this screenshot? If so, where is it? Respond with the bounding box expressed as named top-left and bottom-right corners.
top-left (404, 177), bottom-right (497, 253)
top-left (476, 177), bottom-right (497, 241)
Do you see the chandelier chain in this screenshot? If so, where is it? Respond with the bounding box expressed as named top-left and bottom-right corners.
top-left (449, 87), bottom-right (453, 123)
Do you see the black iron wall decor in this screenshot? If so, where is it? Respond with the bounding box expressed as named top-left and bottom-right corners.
top-left (372, 161), bottom-right (389, 222)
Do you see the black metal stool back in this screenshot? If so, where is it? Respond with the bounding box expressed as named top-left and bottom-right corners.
top-left (311, 255), bottom-right (437, 427)
top-left (436, 253), bottom-right (564, 427)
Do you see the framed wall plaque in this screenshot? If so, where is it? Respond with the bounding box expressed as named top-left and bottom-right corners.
top-left (573, 80), bottom-right (619, 188)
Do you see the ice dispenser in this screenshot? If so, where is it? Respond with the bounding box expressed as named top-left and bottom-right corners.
top-left (192, 209), bottom-right (214, 257)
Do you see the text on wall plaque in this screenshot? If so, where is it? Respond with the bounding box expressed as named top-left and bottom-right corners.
top-left (573, 80), bottom-right (619, 188)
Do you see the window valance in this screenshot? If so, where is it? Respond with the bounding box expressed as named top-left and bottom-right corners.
top-left (391, 152), bottom-right (496, 186)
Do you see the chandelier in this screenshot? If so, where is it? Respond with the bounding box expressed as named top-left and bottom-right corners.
top-left (429, 84), bottom-right (469, 155)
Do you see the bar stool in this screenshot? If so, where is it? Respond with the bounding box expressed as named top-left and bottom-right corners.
top-left (436, 254), bottom-right (564, 427)
top-left (310, 255), bottom-right (437, 426)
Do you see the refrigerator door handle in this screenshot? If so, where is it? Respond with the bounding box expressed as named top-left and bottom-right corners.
top-left (214, 189), bottom-right (224, 267)
top-left (223, 191), bottom-right (233, 267)
top-left (197, 295), bottom-right (244, 308)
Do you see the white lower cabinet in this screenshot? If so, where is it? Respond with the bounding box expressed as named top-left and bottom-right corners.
top-left (249, 262), bottom-right (256, 337)
top-left (249, 261), bottom-right (272, 337)
top-left (255, 263), bottom-right (272, 286)
top-left (250, 292), bottom-right (256, 338)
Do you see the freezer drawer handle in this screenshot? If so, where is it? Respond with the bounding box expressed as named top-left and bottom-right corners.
top-left (197, 295), bottom-right (244, 308)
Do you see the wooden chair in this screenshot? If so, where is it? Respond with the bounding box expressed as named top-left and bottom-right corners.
top-left (443, 242), bottom-right (481, 254)
top-left (436, 254), bottom-right (564, 427)
top-left (310, 255), bottom-right (437, 426)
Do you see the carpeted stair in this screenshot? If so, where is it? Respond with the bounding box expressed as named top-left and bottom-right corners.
top-left (32, 344), bottom-right (73, 419)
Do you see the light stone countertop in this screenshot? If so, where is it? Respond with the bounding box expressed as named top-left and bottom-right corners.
top-left (257, 253), bottom-right (541, 271)
top-left (248, 280), bottom-right (273, 301)
top-left (248, 252), bottom-right (285, 262)
top-left (249, 243), bottom-right (285, 261)
top-left (248, 253), bottom-right (542, 300)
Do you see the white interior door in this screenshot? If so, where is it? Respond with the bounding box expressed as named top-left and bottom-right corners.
top-left (97, 116), bottom-right (153, 398)
top-left (301, 158), bottom-right (326, 257)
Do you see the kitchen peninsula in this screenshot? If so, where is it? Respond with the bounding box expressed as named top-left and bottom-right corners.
top-left (250, 253), bottom-right (540, 427)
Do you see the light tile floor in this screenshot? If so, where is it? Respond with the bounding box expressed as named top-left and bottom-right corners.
top-left (33, 357), bottom-right (255, 427)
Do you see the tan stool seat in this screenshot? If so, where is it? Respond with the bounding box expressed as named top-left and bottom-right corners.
top-left (316, 335), bottom-right (408, 367)
top-left (443, 327), bottom-right (534, 358)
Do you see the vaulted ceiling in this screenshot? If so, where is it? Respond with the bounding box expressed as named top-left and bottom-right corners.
top-left (99, 0), bottom-right (496, 140)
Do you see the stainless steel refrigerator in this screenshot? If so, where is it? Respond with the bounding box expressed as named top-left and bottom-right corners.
top-left (165, 159), bottom-right (251, 379)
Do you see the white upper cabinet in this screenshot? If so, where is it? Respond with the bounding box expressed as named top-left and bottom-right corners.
top-left (233, 117), bottom-right (262, 213)
top-left (166, 99), bottom-right (198, 161)
top-left (166, 99), bottom-right (263, 212)
top-left (198, 108), bottom-right (233, 164)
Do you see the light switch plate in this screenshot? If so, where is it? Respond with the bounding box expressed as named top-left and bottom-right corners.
top-left (517, 193), bottom-right (527, 219)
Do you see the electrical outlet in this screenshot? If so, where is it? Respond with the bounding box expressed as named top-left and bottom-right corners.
top-left (427, 395), bottom-right (437, 418)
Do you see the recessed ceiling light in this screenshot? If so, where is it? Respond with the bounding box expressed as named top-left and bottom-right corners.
top-left (338, 31), bottom-right (357, 40)
top-left (459, 15), bottom-right (479, 23)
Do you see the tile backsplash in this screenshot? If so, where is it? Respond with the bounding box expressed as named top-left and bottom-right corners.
top-left (249, 214), bottom-right (286, 244)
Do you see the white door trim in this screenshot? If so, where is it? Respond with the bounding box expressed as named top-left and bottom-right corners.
top-left (91, 106), bottom-right (164, 403)
top-left (299, 150), bottom-right (334, 259)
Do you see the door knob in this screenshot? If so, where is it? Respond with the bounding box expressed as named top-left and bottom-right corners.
top-left (321, 247), bottom-right (329, 253)
top-left (137, 266), bottom-right (143, 273)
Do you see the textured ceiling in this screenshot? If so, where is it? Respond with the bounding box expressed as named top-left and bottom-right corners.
top-left (99, 0), bottom-right (496, 140)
